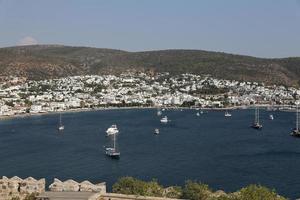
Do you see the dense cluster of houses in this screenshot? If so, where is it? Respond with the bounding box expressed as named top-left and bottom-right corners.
top-left (0, 73), bottom-right (299, 116)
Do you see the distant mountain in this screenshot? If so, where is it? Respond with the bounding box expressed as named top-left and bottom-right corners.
top-left (0, 45), bottom-right (299, 86)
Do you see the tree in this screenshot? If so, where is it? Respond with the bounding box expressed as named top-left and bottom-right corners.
top-left (24, 193), bottom-right (38, 200)
top-left (24, 99), bottom-right (32, 106)
top-left (238, 185), bottom-right (286, 200)
top-left (182, 180), bottom-right (211, 200)
top-left (112, 177), bottom-right (148, 196)
top-left (5, 101), bottom-right (14, 107)
top-left (112, 177), bottom-right (164, 197)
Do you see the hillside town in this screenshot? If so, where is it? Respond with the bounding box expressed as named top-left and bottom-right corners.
top-left (0, 72), bottom-right (299, 117)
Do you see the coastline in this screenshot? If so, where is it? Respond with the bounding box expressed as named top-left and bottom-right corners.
top-left (0, 104), bottom-right (296, 121)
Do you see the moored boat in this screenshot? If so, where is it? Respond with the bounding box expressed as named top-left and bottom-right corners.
top-left (58, 114), bottom-right (64, 131)
top-left (160, 116), bottom-right (169, 123)
top-left (291, 104), bottom-right (300, 137)
top-left (105, 132), bottom-right (120, 159)
top-left (251, 107), bottom-right (262, 129)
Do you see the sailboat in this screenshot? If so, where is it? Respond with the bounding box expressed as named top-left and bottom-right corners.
top-left (105, 132), bottom-right (120, 158)
top-left (251, 107), bottom-right (262, 129)
top-left (58, 114), bottom-right (64, 131)
top-left (291, 104), bottom-right (300, 137)
top-left (160, 116), bottom-right (169, 123)
top-left (224, 110), bottom-right (232, 117)
top-left (157, 110), bottom-right (162, 116)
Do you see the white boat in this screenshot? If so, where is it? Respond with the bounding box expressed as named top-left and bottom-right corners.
top-left (58, 114), bottom-right (64, 131)
top-left (105, 133), bottom-right (120, 158)
top-left (160, 116), bottom-right (169, 123)
top-left (269, 114), bottom-right (274, 120)
top-left (200, 110), bottom-right (204, 114)
top-left (154, 128), bottom-right (159, 135)
top-left (106, 124), bottom-right (119, 136)
top-left (157, 110), bottom-right (162, 116)
top-left (225, 111), bottom-right (232, 117)
top-left (196, 112), bottom-right (200, 116)
top-left (291, 104), bottom-right (300, 137)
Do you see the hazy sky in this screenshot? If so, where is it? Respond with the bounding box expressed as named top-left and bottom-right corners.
top-left (0, 0), bottom-right (300, 58)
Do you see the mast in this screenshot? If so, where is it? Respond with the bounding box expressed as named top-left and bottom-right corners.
top-left (297, 104), bottom-right (299, 131)
top-left (113, 132), bottom-right (116, 149)
top-left (59, 114), bottom-right (62, 126)
top-left (254, 107), bottom-right (257, 123)
top-left (257, 107), bottom-right (259, 124)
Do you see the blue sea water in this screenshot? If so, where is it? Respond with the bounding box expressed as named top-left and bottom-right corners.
top-left (0, 108), bottom-right (299, 199)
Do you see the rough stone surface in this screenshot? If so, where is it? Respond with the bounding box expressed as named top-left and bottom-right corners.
top-left (0, 176), bottom-right (45, 200)
top-left (49, 178), bottom-right (106, 194)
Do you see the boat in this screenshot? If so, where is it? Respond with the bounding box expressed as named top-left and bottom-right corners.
top-left (106, 124), bottom-right (119, 136)
top-left (58, 114), bottom-right (64, 131)
top-left (160, 116), bottom-right (169, 123)
top-left (224, 111), bottom-right (232, 117)
top-left (154, 128), bottom-right (160, 135)
top-left (251, 107), bottom-right (262, 129)
top-left (269, 114), bottom-right (274, 120)
top-left (157, 110), bottom-right (162, 116)
top-left (200, 110), bottom-right (204, 114)
top-left (291, 104), bottom-right (300, 137)
top-left (105, 133), bottom-right (120, 158)
top-left (196, 112), bottom-right (200, 116)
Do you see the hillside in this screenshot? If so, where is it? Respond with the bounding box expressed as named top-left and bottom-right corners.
top-left (0, 45), bottom-right (299, 86)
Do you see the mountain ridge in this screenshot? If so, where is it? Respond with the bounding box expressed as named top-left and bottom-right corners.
top-left (0, 45), bottom-right (299, 86)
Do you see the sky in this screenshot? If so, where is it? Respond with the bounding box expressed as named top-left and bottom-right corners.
top-left (0, 0), bottom-right (300, 58)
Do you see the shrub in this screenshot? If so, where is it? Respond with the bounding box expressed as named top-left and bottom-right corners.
top-left (112, 177), bottom-right (165, 197)
top-left (238, 184), bottom-right (287, 200)
top-left (182, 180), bottom-right (212, 200)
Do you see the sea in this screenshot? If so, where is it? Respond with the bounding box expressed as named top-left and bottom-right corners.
top-left (0, 108), bottom-right (299, 199)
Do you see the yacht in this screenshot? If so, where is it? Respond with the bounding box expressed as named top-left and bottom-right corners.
top-left (105, 133), bottom-right (120, 159)
top-left (160, 116), bottom-right (169, 123)
top-left (251, 107), bottom-right (262, 129)
top-left (58, 114), bottom-right (64, 131)
top-left (291, 105), bottom-right (300, 137)
top-left (196, 112), bottom-right (200, 116)
top-left (106, 124), bottom-right (119, 136)
top-left (154, 128), bottom-right (160, 135)
top-left (224, 111), bottom-right (232, 117)
top-left (269, 114), bottom-right (274, 120)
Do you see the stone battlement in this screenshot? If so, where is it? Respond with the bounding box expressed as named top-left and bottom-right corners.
top-left (49, 178), bottom-right (106, 193)
top-left (0, 176), bottom-right (106, 200)
top-left (0, 176), bottom-right (45, 200)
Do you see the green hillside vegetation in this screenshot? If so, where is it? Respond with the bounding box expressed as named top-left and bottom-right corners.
top-left (0, 45), bottom-right (299, 86)
top-left (112, 177), bottom-right (287, 200)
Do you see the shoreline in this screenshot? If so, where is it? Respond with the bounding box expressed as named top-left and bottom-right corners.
top-left (0, 104), bottom-right (296, 121)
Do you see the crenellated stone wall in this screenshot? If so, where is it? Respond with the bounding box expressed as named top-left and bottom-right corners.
top-left (49, 178), bottom-right (106, 194)
top-left (0, 176), bottom-right (45, 200)
top-left (0, 176), bottom-right (106, 200)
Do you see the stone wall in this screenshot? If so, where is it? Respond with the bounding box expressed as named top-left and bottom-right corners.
top-left (0, 176), bottom-right (45, 200)
top-left (101, 193), bottom-right (184, 200)
top-left (49, 178), bottom-right (106, 194)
